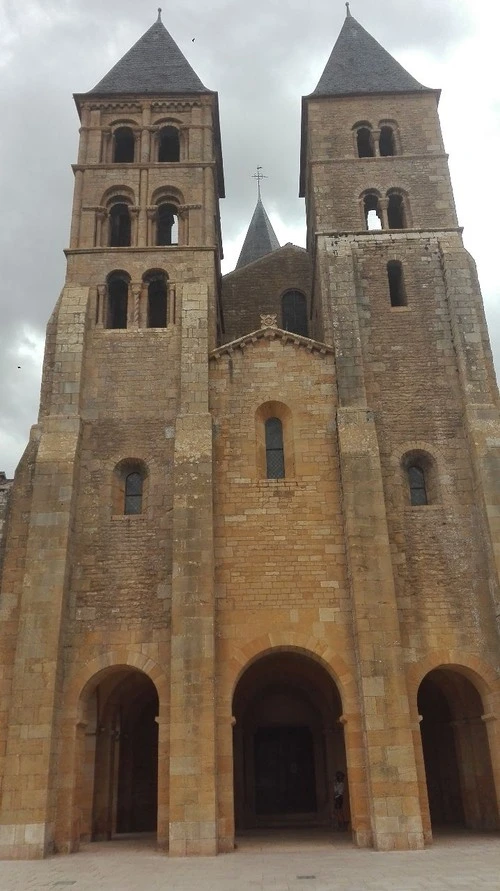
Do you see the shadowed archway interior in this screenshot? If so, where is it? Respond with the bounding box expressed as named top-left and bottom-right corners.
top-left (232, 652), bottom-right (347, 831)
top-left (418, 668), bottom-right (498, 831)
top-left (76, 668), bottom-right (159, 843)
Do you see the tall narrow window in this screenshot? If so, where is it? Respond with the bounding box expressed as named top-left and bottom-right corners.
top-left (387, 261), bottom-right (407, 307)
top-left (408, 465), bottom-right (428, 506)
top-left (379, 126), bottom-right (396, 157)
top-left (109, 202), bottom-right (131, 247)
top-left (113, 127), bottom-right (135, 163)
top-left (157, 204), bottom-right (179, 246)
top-left (387, 193), bottom-right (406, 229)
top-left (364, 193), bottom-right (383, 230)
top-left (147, 275), bottom-right (168, 328)
top-left (124, 472), bottom-right (143, 515)
top-left (158, 127), bottom-right (180, 162)
top-left (107, 275), bottom-right (129, 329)
top-left (282, 290), bottom-right (308, 337)
top-left (357, 127), bottom-right (375, 158)
top-left (265, 418), bottom-right (285, 480)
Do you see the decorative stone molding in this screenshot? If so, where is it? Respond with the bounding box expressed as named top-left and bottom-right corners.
top-left (151, 100), bottom-right (201, 112)
top-left (260, 313), bottom-right (278, 328)
top-left (210, 327), bottom-right (334, 361)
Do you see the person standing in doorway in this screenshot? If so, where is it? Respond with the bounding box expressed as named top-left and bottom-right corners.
top-left (333, 770), bottom-right (347, 830)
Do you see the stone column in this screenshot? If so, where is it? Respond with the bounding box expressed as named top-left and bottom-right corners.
top-left (169, 282), bottom-right (217, 856)
top-left (69, 169), bottom-right (84, 249)
top-left (130, 207), bottom-right (140, 247)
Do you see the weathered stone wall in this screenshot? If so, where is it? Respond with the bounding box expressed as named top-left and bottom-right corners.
top-left (0, 473), bottom-right (13, 544)
top-left (304, 93), bottom-right (458, 235)
top-left (221, 245), bottom-right (312, 343)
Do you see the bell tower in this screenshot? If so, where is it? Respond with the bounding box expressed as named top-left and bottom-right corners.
top-left (0, 12), bottom-right (223, 858)
top-left (300, 8), bottom-right (500, 850)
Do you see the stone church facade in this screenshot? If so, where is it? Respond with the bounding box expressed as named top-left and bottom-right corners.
top-left (1, 9), bottom-right (500, 859)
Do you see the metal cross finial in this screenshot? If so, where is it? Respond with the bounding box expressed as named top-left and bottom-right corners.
top-left (157, 7), bottom-right (162, 22)
top-left (346, 2), bottom-right (352, 16)
top-left (252, 166), bottom-right (268, 199)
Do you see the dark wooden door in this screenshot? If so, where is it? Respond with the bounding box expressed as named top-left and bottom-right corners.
top-left (254, 726), bottom-right (317, 815)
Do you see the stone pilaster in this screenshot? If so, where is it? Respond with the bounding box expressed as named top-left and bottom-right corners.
top-left (326, 239), bottom-right (424, 850)
top-left (169, 282), bottom-right (216, 855)
top-left (0, 287), bottom-right (87, 859)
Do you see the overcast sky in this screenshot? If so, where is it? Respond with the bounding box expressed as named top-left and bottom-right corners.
top-left (0, 0), bottom-right (499, 476)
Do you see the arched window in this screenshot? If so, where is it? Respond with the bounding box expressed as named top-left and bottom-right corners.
top-left (113, 127), bottom-right (135, 163)
top-left (363, 193), bottom-right (383, 230)
top-left (402, 449), bottom-right (437, 506)
top-left (158, 127), bottom-right (180, 162)
top-left (124, 472), bottom-right (143, 515)
top-left (265, 418), bottom-right (285, 480)
top-left (379, 126), bottom-right (396, 157)
top-left (387, 261), bottom-right (407, 307)
top-left (109, 201), bottom-right (131, 247)
top-left (157, 203), bottom-right (179, 246)
top-left (387, 192), bottom-right (406, 229)
top-left (357, 127), bottom-right (375, 158)
top-left (282, 290), bottom-right (308, 337)
top-left (106, 273), bottom-right (129, 329)
top-left (407, 465), bottom-right (428, 506)
top-left (146, 273), bottom-right (168, 328)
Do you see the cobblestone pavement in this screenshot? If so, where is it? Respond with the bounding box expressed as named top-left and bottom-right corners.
top-left (1, 830), bottom-right (499, 891)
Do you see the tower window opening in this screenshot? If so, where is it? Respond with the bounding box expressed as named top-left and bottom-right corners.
top-left (157, 203), bottom-right (179, 246)
top-left (109, 202), bottom-right (131, 247)
top-left (379, 126), bottom-right (396, 157)
top-left (124, 471), bottom-right (143, 515)
top-left (265, 417), bottom-right (285, 480)
top-left (408, 465), bottom-right (428, 506)
top-left (387, 261), bottom-right (407, 307)
top-left (107, 276), bottom-right (129, 329)
top-left (387, 193), bottom-right (406, 229)
top-left (364, 194), bottom-right (383, 230)
top-left (147, 275), bottom-right (168, 328)
top-left (282, 290), bottom-right (308, 337)
top-left (113, 127), bottom-right (135, 163)
top-left (357, 127), bottom-right (375, 158)
top-left (158, 127), bottom-right (180, 162)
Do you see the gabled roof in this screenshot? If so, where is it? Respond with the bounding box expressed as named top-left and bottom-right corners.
top-left (89, 15), bottom-right (208, 95)
top-left (235, 198), bottom-right (280, 270)
top-left (312, 11), bottom-right (432, 97)
top-left (210, 326), bottom-right (334, 361)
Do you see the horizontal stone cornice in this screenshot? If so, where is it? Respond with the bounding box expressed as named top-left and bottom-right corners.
top-left (310, 153), bottom-right (449, 165)
top-left (64, 245), bottom-right (217, 257)
top-left (315, 227), bottom-right (464, 239)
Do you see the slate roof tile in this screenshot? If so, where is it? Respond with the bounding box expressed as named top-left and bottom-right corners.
top-left (89, 16), bottom-right (208, 95)
top-left (313, 12), bottom-right (432, 97)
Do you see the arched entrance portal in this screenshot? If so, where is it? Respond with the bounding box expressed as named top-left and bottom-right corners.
top-left (77, 667), bottom-right (159, 843)
top-left (418, 668), bottom-right (498, 831)
top-left (233, 652), bottom-right (347, 832)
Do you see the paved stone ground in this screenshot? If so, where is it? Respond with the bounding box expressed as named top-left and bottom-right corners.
top-left (1, 830), bottom-right (499, 890)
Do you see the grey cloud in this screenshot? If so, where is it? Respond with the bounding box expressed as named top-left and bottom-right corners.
top-left (0, 0), bottom-right (491, 475)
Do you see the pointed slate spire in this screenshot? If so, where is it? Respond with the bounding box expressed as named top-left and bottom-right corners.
top-left (89, 15), bottom-right (207, 95)
top-left (313, 12), bottom-right (432, 96)
top-left (236, 199), bottom-right (280, 270)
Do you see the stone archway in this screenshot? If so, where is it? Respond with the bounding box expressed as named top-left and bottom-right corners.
top-left (232, 651), bottom-right (348, 833)
top-left (75, 666), bottom-right (159, 844)
top-left (418, 668), bottom-right (499, 832)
